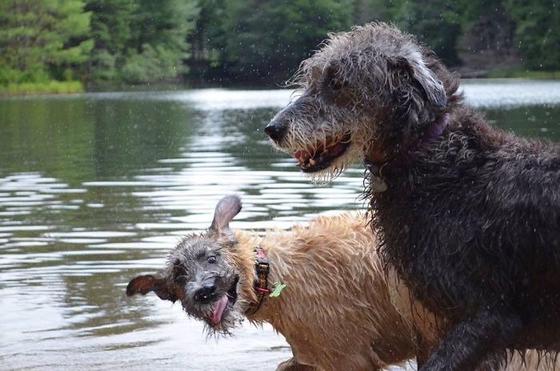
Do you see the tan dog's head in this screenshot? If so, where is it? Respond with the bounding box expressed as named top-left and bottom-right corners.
top-left (127, 195), bottom-right (251, 334)
top-left (265, 22), bottom-right (452, 181)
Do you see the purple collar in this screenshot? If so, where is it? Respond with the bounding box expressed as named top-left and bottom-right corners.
top-left (396, 112), bottom-right (449, 164)
top-left (365, 113), bottom-right (449, 191)
top-left (420, 113), bottom-right (449, 147)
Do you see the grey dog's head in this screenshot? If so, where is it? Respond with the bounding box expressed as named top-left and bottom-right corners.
top-left (127, 195), bottom-right (246, 333)
top-left (265, 22), bottom-right (454, 180)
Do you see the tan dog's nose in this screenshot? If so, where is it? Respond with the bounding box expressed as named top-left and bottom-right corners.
top-left (194, 284), bottom-right (217, 304)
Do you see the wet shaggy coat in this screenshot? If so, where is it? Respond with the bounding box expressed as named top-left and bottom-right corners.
top-left (236, 212), bottom-right (425, 370)
top-left (129, 210), bottom-right (428, 370)
top-left (127, 202), bottom-right (559, 370)
top-left (371, 109), bottom-right (560, 370)
top-left (237, 214), bottom-right (560, 371)
top-left (265, 23), bottom-right (560, 370)
top-left (362, 33), bottom-right (560, 370)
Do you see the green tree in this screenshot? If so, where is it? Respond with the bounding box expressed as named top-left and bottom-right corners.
top-left (506, 0), bottom-right (560, 71)
top-left (0, 0), bottom-right (93, 84)
top-left (228, 0), bottom-right (353, 82)
top-left (189, 0), bottom-right (228, 81)
top-left (85, 0), bottom-right (137, 81)
top-left (121, 0), bottom-right (199, 83)
top-left (191, 0), bottom-right (353, 83)
top-left (393, 0), bottom-right (462, 66)
top-left (351, 0), bottom-right (397, 24)
top-left (86, 0), bottom-right (199, 84)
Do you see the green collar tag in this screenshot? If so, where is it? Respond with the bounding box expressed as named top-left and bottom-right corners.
top-left (269, 282), bottom-right (287, 298)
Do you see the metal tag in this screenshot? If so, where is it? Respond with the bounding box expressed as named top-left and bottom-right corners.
top-left (372, 176), bottom-right (388, 193)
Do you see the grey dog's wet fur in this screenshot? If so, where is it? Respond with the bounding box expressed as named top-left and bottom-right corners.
top-left (266, 23), bottom-right (560, 370)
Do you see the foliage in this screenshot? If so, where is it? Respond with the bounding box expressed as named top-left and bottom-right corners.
top-left (392, 0), bottom-right (462, 65)
top-left (86, 0), bottom-right (199, 84)
top-left (0, 81), bottom-right (84, 95)
top-left (0, 0), bottom-right (92, 84)
top-left (85, 0), bottom-right (137, 81)
top-left (190, 0), bottom-right (354, 83)
top-left (224, 0), bottom-right (354, 81)
top-left (121, 44), bottom-right (183, 83)
top-left (505, 0), bottom-right (560, 71)
top-left (0, 0), bottom-right (558, 93)
top-left (351, 0), bottom-right (395, 25)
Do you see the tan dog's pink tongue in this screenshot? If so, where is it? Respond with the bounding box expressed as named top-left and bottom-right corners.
top-left (211, 296), bottom-right (228, 325)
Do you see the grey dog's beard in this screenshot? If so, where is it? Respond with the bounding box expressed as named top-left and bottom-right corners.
top-left (278, 130), bottom-right (363, 182)
top-left (298, 139), bottom-right (364, 183)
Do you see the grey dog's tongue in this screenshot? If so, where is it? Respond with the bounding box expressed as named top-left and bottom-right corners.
top-left (211, 295), bottom-right (228, 325)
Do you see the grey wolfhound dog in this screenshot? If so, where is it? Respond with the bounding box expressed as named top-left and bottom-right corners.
top-left (265, 23), bottom-right (560, 370)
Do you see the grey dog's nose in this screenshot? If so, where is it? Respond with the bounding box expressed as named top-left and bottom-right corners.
top-left (194, 284), bottom-right (216, 303)
top-left (265, 118), bottom-right (287, 143)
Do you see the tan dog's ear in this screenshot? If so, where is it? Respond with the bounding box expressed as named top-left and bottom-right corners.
top-left (209, 195), bottom-right (242, 236)
top-left (126, 274), bottom-right (177, 302)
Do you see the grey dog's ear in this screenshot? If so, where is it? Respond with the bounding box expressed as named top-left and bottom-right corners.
top-left (388, 54), bottom-right (447, 110)
top-left (209, 195), bottom-right (242, 235)
top-left (126, 274), bottom-right (177, 302)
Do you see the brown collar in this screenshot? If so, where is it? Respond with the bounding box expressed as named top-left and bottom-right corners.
top-left (245, 246), bottom-right (271, 315)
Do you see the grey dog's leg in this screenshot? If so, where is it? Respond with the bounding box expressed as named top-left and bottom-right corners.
top-left (419, 309), bottom-right (521, 371)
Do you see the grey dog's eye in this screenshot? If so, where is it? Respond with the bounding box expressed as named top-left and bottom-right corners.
top-left (207, 256), bottom-right (217, 264)
top-left (328, 78), bottom-right (343, 91)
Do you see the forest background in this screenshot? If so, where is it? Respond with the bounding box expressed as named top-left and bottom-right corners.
top-left (1, 0), bottom-right (557, 94)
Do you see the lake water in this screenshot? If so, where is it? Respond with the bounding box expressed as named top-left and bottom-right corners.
top-left (1, 79), bottom-right (559, 370)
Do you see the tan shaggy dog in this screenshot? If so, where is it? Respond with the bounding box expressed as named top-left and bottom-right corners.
top-left (127, 196), bottom-right (555, 371)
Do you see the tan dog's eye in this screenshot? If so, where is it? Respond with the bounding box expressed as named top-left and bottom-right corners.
top-left (207, 256), bottom-right (217, 264)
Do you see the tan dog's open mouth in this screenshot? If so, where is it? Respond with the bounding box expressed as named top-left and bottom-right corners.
top-left (209, 275), bottom-right (239, 326)
top-left (293, 133), bottom-right (351, 173)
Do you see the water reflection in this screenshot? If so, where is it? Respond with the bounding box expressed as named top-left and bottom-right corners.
top-left (0, 81), bottom-right (559, 370)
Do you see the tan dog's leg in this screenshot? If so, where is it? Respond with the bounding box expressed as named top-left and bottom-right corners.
top-left (276, 357), bottom-right (315, 371)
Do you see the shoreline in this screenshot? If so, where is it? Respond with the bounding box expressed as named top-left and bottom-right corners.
top-left (0, 81), bottom-right (84, 97)
top-left (2, 72), bottom-right (560, 97)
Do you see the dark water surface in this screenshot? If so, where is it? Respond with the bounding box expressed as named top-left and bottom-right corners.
top-left (1, 80), bottom-right (559, 370)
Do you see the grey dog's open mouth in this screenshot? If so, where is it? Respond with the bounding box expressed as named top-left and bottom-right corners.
top-left (293, 133), bottom-right (351, 173)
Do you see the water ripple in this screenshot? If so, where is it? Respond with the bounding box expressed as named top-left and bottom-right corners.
top-left (1, 87), bottom-right (558, 370)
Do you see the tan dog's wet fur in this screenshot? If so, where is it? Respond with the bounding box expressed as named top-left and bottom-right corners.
top-left (127, 196), bottom-right (554, 370)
